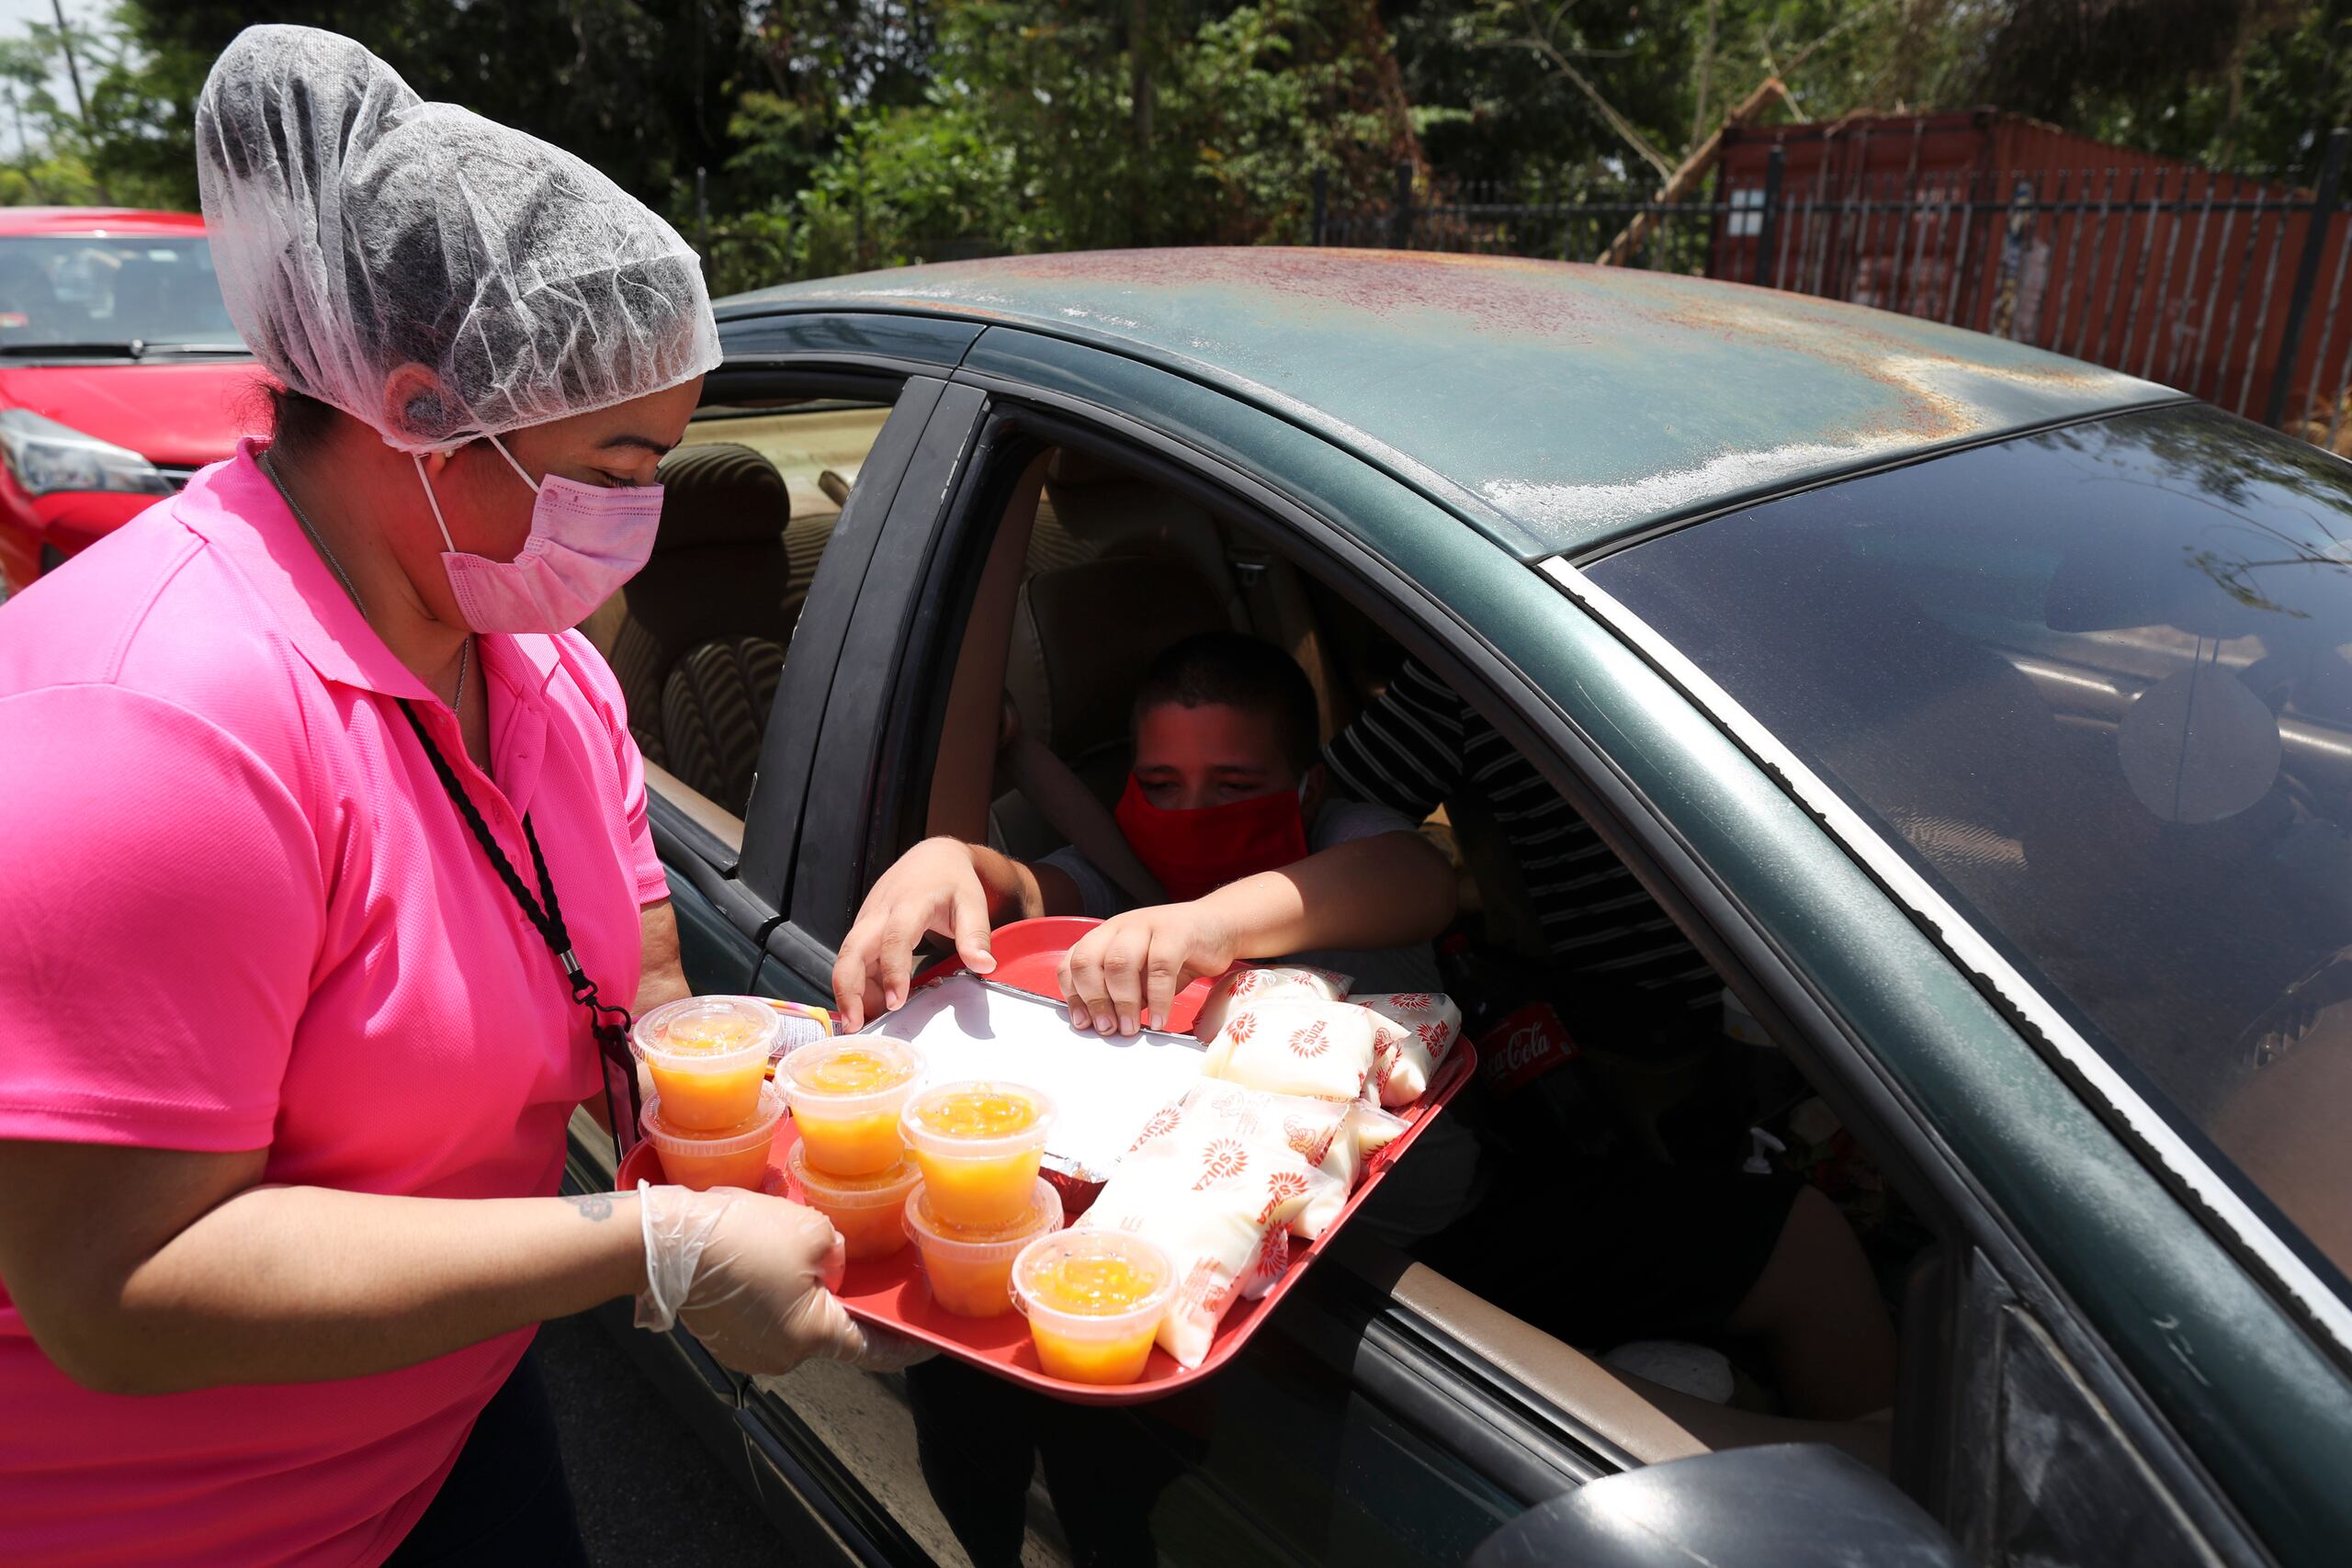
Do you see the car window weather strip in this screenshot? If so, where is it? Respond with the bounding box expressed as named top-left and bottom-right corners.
top-left (1537, 555), bottom-right (2352, 1366)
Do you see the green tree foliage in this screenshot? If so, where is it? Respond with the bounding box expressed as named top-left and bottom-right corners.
top-left (99, 0), bottom-right (776, 212)
top-left (1395, 0), bottom-right (2350, 189)
top-left (707, 0), bottom-right (1411, 289)
top-left (4, 0), bottom-right (2347, 276)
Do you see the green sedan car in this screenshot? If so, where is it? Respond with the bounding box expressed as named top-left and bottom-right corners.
top-left (560, 249), bottom-right (2352, 1568)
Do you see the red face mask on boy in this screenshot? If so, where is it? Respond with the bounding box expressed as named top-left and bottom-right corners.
top-left (1114, 775), bottom-right (1310, 904)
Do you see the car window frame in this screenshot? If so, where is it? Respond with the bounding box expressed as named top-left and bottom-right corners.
top-left (769, 348), bottom-right (1710, 1503)
top-left (623, 310), bottom-right (992, 990)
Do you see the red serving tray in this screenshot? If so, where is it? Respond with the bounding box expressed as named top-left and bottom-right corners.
top-left (974, 916), bottom-right (1223, 1034)
top-left (616, 919), bottom-right (1472, 1405)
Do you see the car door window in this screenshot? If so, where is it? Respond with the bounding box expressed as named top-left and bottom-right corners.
top-left (1587, 405), bottom-right (2352, 1290)
top-left (576, 396), bottom-right (898, 818)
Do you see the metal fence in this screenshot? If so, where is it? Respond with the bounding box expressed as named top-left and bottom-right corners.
top-left (1313, 130), bottom-right (2352, 450)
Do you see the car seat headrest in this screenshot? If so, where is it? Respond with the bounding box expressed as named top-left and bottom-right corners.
top-left (1012, 554), bottom-right (1232, 764)
top-left (654, 441), bottom-right (790, 550)
top-left (1045, 446), bottom-right (1136, 489)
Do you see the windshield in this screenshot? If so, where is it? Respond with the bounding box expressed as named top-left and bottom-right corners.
top-left (1589, 404), bottom-right (2352, 1290)
top-left (0, 233), bottom-right (243, 353)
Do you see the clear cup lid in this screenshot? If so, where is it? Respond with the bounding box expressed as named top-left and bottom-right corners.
top-left (633, 996), bottom-right (783, 1065)
top-left (900, 1080), bottom-right (1057, 1155)
top-left (778, 1038), bottom-right (922, 1102)
top-left (1012, 1228), bottom-right (1176, 1325)
top-left (902, 1178), bottom-right (1064, 1255)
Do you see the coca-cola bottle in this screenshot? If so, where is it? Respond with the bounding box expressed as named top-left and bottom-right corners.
top-left (1439, 937), bottom-right (1619, 1164)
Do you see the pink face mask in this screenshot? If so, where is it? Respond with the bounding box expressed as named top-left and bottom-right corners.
top-left (414, 434), bottom-right (663, 634)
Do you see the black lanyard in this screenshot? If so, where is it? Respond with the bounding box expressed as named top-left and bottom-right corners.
top-left (396, 699), bottom-right (644, 1157)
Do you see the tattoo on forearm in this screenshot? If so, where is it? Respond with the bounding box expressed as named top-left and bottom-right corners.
top-left (564, 1193), bottom-right (616, 1222)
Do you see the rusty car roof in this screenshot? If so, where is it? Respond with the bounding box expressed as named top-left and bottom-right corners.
top-left (724, 248), bottom-right (2177, 557)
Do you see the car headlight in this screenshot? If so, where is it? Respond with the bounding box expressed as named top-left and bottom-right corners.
top-left (0, 409), bottom-right (173, 498)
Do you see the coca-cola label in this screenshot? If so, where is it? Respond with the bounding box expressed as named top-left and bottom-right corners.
top-left (1476, 1002), bottom-right (1579, 1096)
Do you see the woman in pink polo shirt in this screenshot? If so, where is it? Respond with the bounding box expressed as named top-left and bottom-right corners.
top-left (0, 27), bottom-right (891, 1567)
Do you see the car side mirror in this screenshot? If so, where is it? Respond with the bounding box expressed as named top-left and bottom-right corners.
top-left (1468, 1443), bottom-right (1962, 1568)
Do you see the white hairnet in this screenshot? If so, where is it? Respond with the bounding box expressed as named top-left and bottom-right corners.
top-left (194, 25), bottom-right (720, 453)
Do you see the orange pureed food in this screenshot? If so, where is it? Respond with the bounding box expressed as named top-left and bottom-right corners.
top-left (788, 1145), bottom-right (920, 1261)
top-left (779, 1040), bottom-right (922, 1177)
top-left (903, 1179), bottom-right (1063, 1317)
top-left (1025, 1254), bottom-right (1160, 1313)
top-left (1012, 1231), bottom-right (1176, 1385)
top-left (643, 1085), bottom-right (785, 1192)
top-left (633, 998), bottom-right (781, 1132)
top-left (899, 1081), bottom-right (1057, 1229)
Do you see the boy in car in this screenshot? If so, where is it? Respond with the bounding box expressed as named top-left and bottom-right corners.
top-left (834, 631), bottom-right (1455, 1033)
top-left (845, 633), bottom-right (1461, 1568)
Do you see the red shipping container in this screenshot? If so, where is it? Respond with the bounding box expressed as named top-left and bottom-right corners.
top-left (1710, 110), bottom-right (2351, 430)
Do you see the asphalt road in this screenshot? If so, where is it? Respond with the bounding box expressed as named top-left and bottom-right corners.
top-left (537, 1310), bottom-right (787, 1566)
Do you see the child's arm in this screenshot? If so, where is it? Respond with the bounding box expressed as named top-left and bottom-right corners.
top-left (1058, 830), bottom-right (1456, 1035)
top-left (831, 837), bottom-right (1085, 1029)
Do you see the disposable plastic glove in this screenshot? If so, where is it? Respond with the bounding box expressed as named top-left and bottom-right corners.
top-left (634, 1181), bottom-right (929, 1374)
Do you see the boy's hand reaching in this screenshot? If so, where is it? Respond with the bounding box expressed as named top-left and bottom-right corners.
top-left (831, 838), bottom-right (1000, 1030)
top-left (1058, 902), bottom-right (1239, 1035)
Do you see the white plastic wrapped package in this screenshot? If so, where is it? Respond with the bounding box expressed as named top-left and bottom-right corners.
top-left (1347, 1102), bottom-right (1409, 1159)
top-left (1190, 964), bottom-right (1352, 1043)
top-left (1125, 1081), bottom-right (1349, 1240)
top-left (1360, 992), bottom-right (1464, 1108)
top-left (1203, 998), bottom-right (1381, 1105)
top-left (1084, 1081), bottom-right (1347, 1367)
top-left (195, 25), bottom-right (720, 453)
top-left (1320, 1126), bottom-right (1363, 1190)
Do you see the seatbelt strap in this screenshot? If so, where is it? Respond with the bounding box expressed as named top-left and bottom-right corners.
top-left (1227, 543), bottom-right (1339, 739)
top-left (1001, 730), bottom-right (1169, 908)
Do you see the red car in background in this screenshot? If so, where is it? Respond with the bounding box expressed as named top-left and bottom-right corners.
top-left (0, 207), bottom-right (266, 600)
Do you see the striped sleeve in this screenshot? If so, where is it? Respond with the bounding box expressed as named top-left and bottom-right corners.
top-left (1322, 658), bottom-right (1466, 820)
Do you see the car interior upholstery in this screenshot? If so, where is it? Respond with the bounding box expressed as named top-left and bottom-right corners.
top-left (601, 441), bottom-right (791, 803)
top-left (582, 405), bottom-right (893, 816)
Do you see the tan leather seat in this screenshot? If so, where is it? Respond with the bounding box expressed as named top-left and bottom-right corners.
top-left (662, 636), bottom-right (785, 815)
top-left (1010, 555), bottom-right (1235, 793)
top-left (994, 555), bottom-right (1235, 860)
top-left (607, 441), bottom-right (791, 784)
top-left (1027, 447), bottom-right (1349, 735)
top-left (1024, 448), bottom-right (1242, 607)
top-left (997, 447), bottom-right (1362, 858)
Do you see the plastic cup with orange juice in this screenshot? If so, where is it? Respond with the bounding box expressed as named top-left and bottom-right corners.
top-left (901, 1179), bottom-right (1062, 1317)
top-left (779, 1038), bottom-right (923, 1176)
top-left (787, 1144), bottom-right (922, 1261)
top-left (899, 1080), bottom-right (1056, 1229)
top-left (643, 1084), bottom-right (786, 1192)
top-left (1012, 1230), bottom-right (1176, 1385)
top-left (632, 997), bottom-right (781, 1132)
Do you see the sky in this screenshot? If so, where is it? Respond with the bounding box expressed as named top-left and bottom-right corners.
top-left (0, 0), bottom-right (110, 158)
